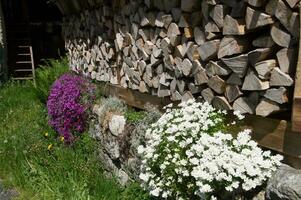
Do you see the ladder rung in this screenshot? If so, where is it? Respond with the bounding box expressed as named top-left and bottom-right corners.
top-left (17, 53), bottom-right (31, 56)
top-left (16, 61), bottom-right (32, 64)
top-left (14, 69), bottom-right (33, 72)
top-left (11, 77), bottom-right (34, 80)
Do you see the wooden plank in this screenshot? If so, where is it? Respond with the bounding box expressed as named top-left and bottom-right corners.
top-left (243, 115), bottom-right (301, 168)
top-left (98, 82), bottom-right (172, 110)
top-left (292, 6), bottom-right (301, 133)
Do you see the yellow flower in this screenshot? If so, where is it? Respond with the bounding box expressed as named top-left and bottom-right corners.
top-left (47, 144), bottom-right (53, 151)
top-left (60, 136), bottom-right (65, 142)
top-left (44, 132), bottom-right (49, 137)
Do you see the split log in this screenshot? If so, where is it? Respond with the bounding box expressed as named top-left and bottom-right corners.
top-left (242, 70), bottom-right (270, 90)
top-left (254, 59), bottom-right (277, 80)
top-left (221, 54), bottom-right (249, 77)
top-left (264, 87), bottom-right (289, 104)
top-left (270, 67), bottom-right (294, 86)
top-left (208, 75), bottom-right (226, 94)
top-left (167, 23), bottom-right (181, 37)
top-left (252, 34), bottom-right (275, 48)
top-left (205, 61), bottom-right (231, 76)
top-left (227, 73), bottom-right (243, 85)
top-left (188, 83), bottom-right (203, 94)
top-left (245, 7), bottom-right (274, 30)
top-left (256, 98), bottom-right (281, 117)
top-left (181, 0), bottom-right (201, 12)
top-left (248, 48), bottom-right (273, 66)
top-left (201, 88), bottom-right (215, 103)
top-left (182, 58), bottom-right (193, 76)
top-left (194, 27), bottom-right (206, 45)
top-left (210, 4), bottom-right (225, 28)
top-left (181, 91), bottom-right (194, 102)
top-left (276, 48), bottom-right (298, 74)
top-left (225, 85), bottom-right (243, 103)
top-left (247, 0), bottom-right (267, 7)
top-left (178, 15), bottom-right (190, 28)
top-left (233, 97), bottom-right (256, 114)
top-left (198, 40), bottom-right (221, 61)
top-left (271, 23), bottom-right (291, 48)
top-left (223, 15), bottom-right (246, 35)
top-left (205, 21), bottom-right (221, 33)
top-left (171, 91), bottom-right (182, 101)
top-left (218, 36), bottom-right (249, 58)
top-left (212, 96), bottom-right (232, 110)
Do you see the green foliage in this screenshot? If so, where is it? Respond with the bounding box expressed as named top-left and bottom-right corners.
top-left (0, 82), bottom-right (150, 200)
top-left (35, 57), bottom-right (69, 103)
top-left (96, 97), bottom-right (128, 124)
top-left (120, 182), bottom-right (153, 200)
top-left (125, 109), bottom-right (146, 124)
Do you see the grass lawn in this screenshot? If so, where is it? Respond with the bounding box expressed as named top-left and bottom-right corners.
top-left (0, 82), bottom-right (150, 200)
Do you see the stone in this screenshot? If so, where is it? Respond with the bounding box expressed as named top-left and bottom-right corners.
top-left (266, 164), bottom-right (301, 200)
top-left (109, 115), bottom-right (126, 137)
top-left (117, 170), bottom-right (130, 186)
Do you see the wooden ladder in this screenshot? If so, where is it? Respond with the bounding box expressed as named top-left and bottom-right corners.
top-left (11, 45), bottom-right (36, 86)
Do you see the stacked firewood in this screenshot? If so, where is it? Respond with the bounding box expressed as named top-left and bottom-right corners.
top-left (64, 0), bottom-right (300, 116)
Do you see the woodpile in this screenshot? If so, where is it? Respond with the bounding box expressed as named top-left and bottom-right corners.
top-left (63, 0), bottom-right (300, 116)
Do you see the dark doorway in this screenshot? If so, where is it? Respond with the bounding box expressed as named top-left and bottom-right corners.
top-left (2, 0), bottom-right (65, 77)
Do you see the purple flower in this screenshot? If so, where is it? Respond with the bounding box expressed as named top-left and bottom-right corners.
top-left (47, 73), bottom-right (95, 143)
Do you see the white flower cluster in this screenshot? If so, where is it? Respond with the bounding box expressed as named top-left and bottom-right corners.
top-left (138, 100), bottom-right (283, 199)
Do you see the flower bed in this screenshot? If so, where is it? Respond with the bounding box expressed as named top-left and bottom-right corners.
top-left (47, 73), bottom-right (95, 142)
top-left (138, 100), bottom-right (282, 199)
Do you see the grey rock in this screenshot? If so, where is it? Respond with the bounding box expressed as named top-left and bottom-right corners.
top-left (266, 164), bottom-right (301, 200)
top-left (109, 115), bottom-right (126, 137)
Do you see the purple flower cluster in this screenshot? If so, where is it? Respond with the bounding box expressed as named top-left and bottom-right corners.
top-left (47, 73), bottom-right (95, 143)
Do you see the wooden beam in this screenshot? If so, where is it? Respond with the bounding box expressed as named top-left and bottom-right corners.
top-left (292, 6), bottom-right (301, 133)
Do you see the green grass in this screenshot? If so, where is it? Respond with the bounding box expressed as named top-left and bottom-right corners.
top-left (0, 81), bottom-right (150, 200)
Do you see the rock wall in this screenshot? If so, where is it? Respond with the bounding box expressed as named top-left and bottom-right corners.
top-left (0, 1), bottom-right (7, 84)
top-left (63, 0), bottom-right (300, 117)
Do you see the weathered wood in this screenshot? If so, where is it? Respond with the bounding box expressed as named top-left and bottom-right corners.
top-left (223, 15), bottom-right (246, 35)
top-left (205, 61), bottom-right (231, 76)
top-left (254, 59), bottom-right (277, 80)
top-left (277, 48), bottom-right (298, 74)
top-left (194, 27), bottom-right (206, 45)
top-left (248, 48), bottom-right (273, 66)
top-left (209, 4), bottom-right (225, 28)
top-left (264, 87), bottom-right (288, 104)
top-left (221, 54), bottom-right (249, 77)
top-left (252, 34), bottom-right (276, 48)
top-left (181, 0), bottom-right (201, 12)
top-left (201, 88), bottom-right (215, 103)
top-left (233, 97), bottom-right (256, 114)
top-left (198, 40), bottom-right (221, 61)
top-left (256, 98), bottom-right (281, 117)
top-left (292, 6), bottom-right (301, 132)
top-left (270, 67), bottom-right (294, 86)
top-left (218, 36), bottom-right (249, 58)
top-left (208, 75), bottom-right (226, 94)
top-left (225, 85), bottom-right (243, 103)
top-left (271, 23), bottom-right (291, 48)
top-left (212, 96), bottom-right (232, 110)
top-left (242, 70), bottom-right (270, 90)
top-left (247, 0), bottom-right (267, 7)
top-left (246, 7), bottom-right (274, 30)
top-left (167, 23), bottom-right (181, 37)
top-left (227, 73), bottom-right (243, 85)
